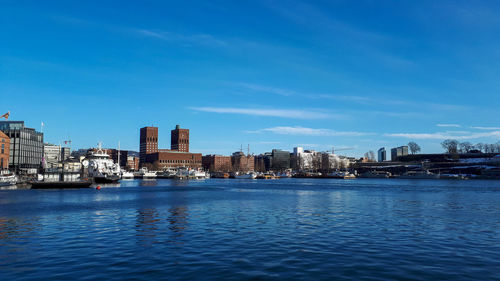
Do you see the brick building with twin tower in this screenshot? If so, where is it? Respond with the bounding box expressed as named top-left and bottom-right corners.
top-left (139, 125), bottom-right (202, 170)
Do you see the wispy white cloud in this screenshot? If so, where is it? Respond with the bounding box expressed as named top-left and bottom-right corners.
top-left (253, 126), bottom-right (370, 136)
top-left (233, 83), bottom-right (468, 114)
top-left (189, 107), bottom-right (343, 119)
top-left (471, 126), bottom-right (500, 130)
top-left (53, 15), bottom-right (227, 47)
top-left (238, 83), bottom-right (296, 96)
top-left (133, 29), bottom-right (168, 39)
top-left (437, 124), bottom-right (461, 128)
top-left (385, 131), bottom-right (500, 140)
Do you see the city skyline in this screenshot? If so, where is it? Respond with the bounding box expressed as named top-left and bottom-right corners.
top-left (3, 1), bottom-right (500, 157)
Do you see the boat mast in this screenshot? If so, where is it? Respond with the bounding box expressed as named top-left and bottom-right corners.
top-left (118, 141), bottom-right (120, 169)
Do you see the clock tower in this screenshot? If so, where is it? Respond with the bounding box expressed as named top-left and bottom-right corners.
top-left (171, 124), bottom-right (189, 152)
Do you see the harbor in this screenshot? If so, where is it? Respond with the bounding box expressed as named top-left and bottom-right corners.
top-left (2, 178), bottom-right (500, 280)
top-left (1, 119), bottom-right (500, 190)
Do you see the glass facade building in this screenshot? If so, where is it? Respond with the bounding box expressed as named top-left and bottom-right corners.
top-left (271, 149), bottom-right (290, 171)
top-left (378, 147), bottom-right (386, 162)
top-left (0, 121), bottom-right (44, 172)
top-left (391, 146), bottom-right (408, 161)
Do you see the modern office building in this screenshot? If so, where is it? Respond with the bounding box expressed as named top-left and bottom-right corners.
top-left (139, 126), bottom-right (158, 166)
top-left (271, 149), bottom-right (290, 171)
top-left (378, 147), bottom-right (386, 162)
top-left (254, 153), bottom-right (273, 172)
top-left (391, 146), bottom-right (408, 161)
top-left (0, 121), bottom-right (44, 172)
top-left (293, 147), bottom-right (304, 155)
top-left (43, 144), bottom-right (71, 164)
top-left (0, 131), bottom-right (10, 170)
top-left (171, 125), bottom-right (189, 152)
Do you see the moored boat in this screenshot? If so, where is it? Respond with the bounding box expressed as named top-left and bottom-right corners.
top-left (327, 171), bottom-right (356, 179)
top-left (234, 171), bottom-right (257, 179)
top-left (121, 171), bottom-right (134, 179)
top-left (85, 145), bottom-right (121, 183)
top-left (257, 173), bottom-right (278, 179)
top-left (0, 173), bottom-right (17, 187)
top-left (139, 167), bottom-right (157, 179)
top-left (398, 170), bottom-right (439, 179)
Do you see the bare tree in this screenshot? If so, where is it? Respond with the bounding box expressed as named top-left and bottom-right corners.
top-left (311, 154), bottom-right (322, 172)
top-left (475, 143), bottom-right (484, 152)
top-left (459, 142), bottom-right (473, 153)
top-left (368, 150), bottom-right (376, 161)
top-left (408, 142), bottom-right (421, 154)
top-left (364, 151), bottom-right (375, 162)
top-left (441, 139), bottom-right (459, 154)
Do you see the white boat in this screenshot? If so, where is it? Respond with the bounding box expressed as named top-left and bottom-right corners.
top-left (328, 171), bottom-right (356, 179)
top-left (277, 170), bottom-right (292, 178)
top-left (192, 169), bottom-right (210, 179)
top-left (234, 171), bottom-right (257, 179)
top-left (0, 173), bottom-right (17, 187)
top-left (398, 170), bottom-right (439, 179)
top-left (139, 167), bottom-right (157, 179)
top-left (121, 171), bottom-right (135, 179)
top-left (174, 168), bottom-right (209, 179)
top-left (84, 145), bottom-right (121, 183)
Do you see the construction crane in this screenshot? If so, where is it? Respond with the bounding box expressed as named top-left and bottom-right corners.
top-left (325, 146), bottom-right (355, 154)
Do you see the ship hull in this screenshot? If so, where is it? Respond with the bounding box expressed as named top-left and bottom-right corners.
top-left (30, 181), bottom-right (92, 189)
top-left (94, 176), bottom-right (120, 183)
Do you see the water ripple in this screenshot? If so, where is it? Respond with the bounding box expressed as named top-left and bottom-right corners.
top-left (1, 179), bottom-right (500, 280)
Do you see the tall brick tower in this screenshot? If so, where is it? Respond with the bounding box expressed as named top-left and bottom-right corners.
top-left (139, 126), bottom-right (158, 166)
top-left (171, 125), bottom-right (189, 152)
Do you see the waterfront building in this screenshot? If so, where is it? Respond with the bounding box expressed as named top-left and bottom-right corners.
top-left (202, 155), bottom-right (232, 172)
top-left (391, 146), bottom-right (409, 161)
top-left (43, 144), bottom-right (71, 167)
top-left (271, 149), bottom-right (290, 171)
top-left (254, 153), bottom-right (272, 172)
top-left (146, 150), bottom-right (202, 170)
top-left (292, 148), bottom-right (320, 171)
top-left (139, 126), bottom-right (158, 166)
top-left (0, 131), bottom-right (10, 170)
top-left (62, 147), bottom-right (71, 161)
top-left (321, 152), bottom-right (351, 172)
top-left (378, 147), bottom-right (386, 162)
top-left (71, 149), bottom-right (89, 158)
top-left (171, 125), bottom-right (189, 152)
top-left (0, 121), bottom-right (44, 173)
top-left (293, 147), bottom-right (304, 155)
top-left (126, 155), bottom-right (139, 171)
top-left (140, 125), bottom-right (201, 170)
top-left (231, 151), bottom-right (255, 172)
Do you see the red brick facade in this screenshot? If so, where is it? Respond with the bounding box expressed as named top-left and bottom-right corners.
top-left (0, 131), bottom-right (10, 170)
top-left (140, 127), bottom-right (158, 166)
top-left (202, 155), bottom-right (232, 172)
top-left (146, 151), bottom-right (202, 169)
top-left (127, 156), bottom-right (139, 171)
top-left (231, 152), bottom-right (255, 172)
top-left (171, 125), bottom-right (189, 152)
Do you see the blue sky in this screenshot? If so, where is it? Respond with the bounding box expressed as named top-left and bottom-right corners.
top-left (2, 0), bottom-right (500, 157)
